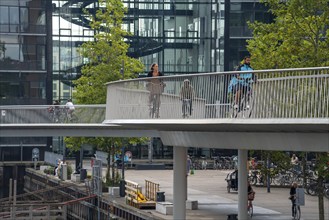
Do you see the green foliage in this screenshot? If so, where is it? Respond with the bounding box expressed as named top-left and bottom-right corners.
top-left (315, 152), bottom-right (329, 180)
top-left (67, 162), bottom-right (73, 178)
top-left (64, 137), bottom-right (92, 152)
top-left (64, 0), bottom-right (146, 157)
top-left (105, 169), bottom-right (121, 187)
top-left (247, 0), bottom-right (329, 69)
top-left (256, 151), bottom-right (291, 177)
top-left (43, 166), bottom-right (55, 175)
top-left (247, 3), bottom-right (329, 216)
top-left (74, 0), bottom-right (144, 104)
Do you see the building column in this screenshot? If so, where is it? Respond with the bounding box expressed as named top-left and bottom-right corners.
top-left (173, 146), bottom-right (187, 219)
top-left (238, 149), bottom-right (248, 219)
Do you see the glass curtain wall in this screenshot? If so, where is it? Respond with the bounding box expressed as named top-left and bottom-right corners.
top-left (228, 0), bottom-right (273, 70)
top-left (0, 0), bottom-right (52, 197)
top-left (52, 0), bottom-right (94, 103)
top-left (0, 0), bottom-right (51, 161)
top-left (125, 0), bottom-right (222, 75)
top-left (0, 0), bottom-right (50, 105)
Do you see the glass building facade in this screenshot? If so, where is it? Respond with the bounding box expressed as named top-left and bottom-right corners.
top-left (50, 0), bottom-right (272, 159)
top-left (0, 0), bottom-right (52, 161)
top-left (0, 0), bottom-right (53, 198)
top-left (0, 0), bottom-right (273, 161)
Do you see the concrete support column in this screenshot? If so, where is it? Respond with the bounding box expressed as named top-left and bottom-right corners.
top-left (173, 146), bottom-right (187, 219)
top-left (238, 149), bottom-right (248, 220)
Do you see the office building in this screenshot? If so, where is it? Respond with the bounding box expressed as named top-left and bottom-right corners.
top-left (0, 0), bottom-right (273, 186)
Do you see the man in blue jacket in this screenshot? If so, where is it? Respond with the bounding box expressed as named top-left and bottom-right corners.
top-left (228, 56), bottom-right (256, 110)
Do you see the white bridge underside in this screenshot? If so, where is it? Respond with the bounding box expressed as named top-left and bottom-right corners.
top-left (2, 118), bottom-right (328, 152)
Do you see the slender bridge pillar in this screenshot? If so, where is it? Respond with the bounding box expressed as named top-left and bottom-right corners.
top-left (238, 149), bottom-right (248, 219)
top-left (173, 146), bottom-right (187, 219)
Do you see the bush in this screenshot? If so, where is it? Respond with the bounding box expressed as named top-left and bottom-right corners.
top-left (44, 166), bottom-right (55, 175)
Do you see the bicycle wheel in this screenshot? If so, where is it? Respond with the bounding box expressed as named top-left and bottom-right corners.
top-left (227, 183), bottom-right (231, 193)
top-left (182, 101), bottom-right (187, 118)
top-left (153, 95), bottom-right (160, 118)
top-left (250, 176), bottom-right (257, 185)
top-left (248, 202), bottom-right (253, 218)
top-left (246, 92), bottom-right (254, 118)
top-left (229, 103), bottom-right (238, 118)
top-left (240, 93), bottom-right (253, 118)
top-left (307, 183), bottom-right (317, 196)
top-left (70, 114), bottom-right (78, 123)
top-left (324, 188), bottom-right (329, 199)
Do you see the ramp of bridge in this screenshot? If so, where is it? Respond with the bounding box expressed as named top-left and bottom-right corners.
top-left (0, 67), bottom-right (328, 152)
top-left (104, 67), bottom-right (329, 152)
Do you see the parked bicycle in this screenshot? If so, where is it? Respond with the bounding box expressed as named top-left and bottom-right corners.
top-left (249, 169), bottom-right (265, 186)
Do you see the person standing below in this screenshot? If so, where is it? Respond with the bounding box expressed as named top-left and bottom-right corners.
top-left (180, 79), bottom-right (195, 117)
top-left (187, 155), bottom-right (192, 176)
top-left (55, 159), bottom-right (63, 177)
top-left (228, 56), bottom-right (256, 110)
top-left (289, 182), bottom-right (298, 218)
top-left (146, 63), bottom-right (165, 118)
top-left (291, 154), bottom-right (299, 165)
top-left (247, 180), bottom-right (255, 213)
top-left (291, 154), bottom-right (299, 171)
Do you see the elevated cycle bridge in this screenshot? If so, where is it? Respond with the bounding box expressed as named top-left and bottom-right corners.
top-left (1, 67), bottom-right (329, 219)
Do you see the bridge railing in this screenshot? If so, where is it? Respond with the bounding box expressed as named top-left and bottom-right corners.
top-left (106, 67), bottom-right (329, 120)
top-left (0, 105), bottom-right (106, 124)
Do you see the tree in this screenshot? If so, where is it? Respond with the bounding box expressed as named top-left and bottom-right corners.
top-left (247, 1), bottom-right (329, 219)
top-left (247, 0), bottom-right (329, 70)
top-left (64, 0), bottom-right (145, 185)
top-left (74, 0), bottom-right (144, 104)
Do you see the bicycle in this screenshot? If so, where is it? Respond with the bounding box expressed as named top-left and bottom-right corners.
top-left (48, 106), bottom-right (61, 123)
top-left (182, 99), bottom-right (192, 118)
top-left (229, 82), bottom-right (254, 118)
top-left (149, 94), bottom-right (161, 118)
top-left (57, 107), bottom-right (78, 123)
top-left (146, 81), bottom-right (165, 118)
top-left (248, 194), bottom-right (254, 218)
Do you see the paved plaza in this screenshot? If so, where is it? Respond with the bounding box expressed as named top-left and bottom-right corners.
top-left (121, 169), bottom-right (328, 220)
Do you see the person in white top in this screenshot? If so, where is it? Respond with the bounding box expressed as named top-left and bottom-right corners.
top-left (66, 99), bottom-right (75, 116)
top-left (291, 154), bottom-right (299, 165)
top-left (291, 154), bottom-right (300, 172)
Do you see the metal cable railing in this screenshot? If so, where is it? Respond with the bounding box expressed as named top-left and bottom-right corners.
top-left (0, 105), bottom-right (106, 124)
top-left (106, 67), bottom-right (329, 120)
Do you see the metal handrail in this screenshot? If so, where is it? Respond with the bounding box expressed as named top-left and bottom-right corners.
top-left (106, 67), bottom-right (329, 120)
top-left (0, 105), bottom-right (106, 124)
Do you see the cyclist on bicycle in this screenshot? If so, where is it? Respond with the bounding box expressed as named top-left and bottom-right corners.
top-left (146, 63), bottom-right (165, 118)
top-left (289, 182), bottom-right (298, 218)
top-left (248, 180), bottom-right (255, 215)
top-left (179, 79), bottom-right (195, 117)
top-left (228, 56), bottom-right (256, 111)
top-left (48, 100), bottom-right (60, 122)
top-left (65, 99), bottom-right (75, 119)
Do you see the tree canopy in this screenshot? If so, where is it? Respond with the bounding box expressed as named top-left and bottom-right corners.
top-left (64, 0), bottom-right (146, 184)
top-left (247, 0), bottom-right (329, 69)
top-left (74, 0), bottom-right (144, 104)
top-left (247, 1), bottom-right (329, 219)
